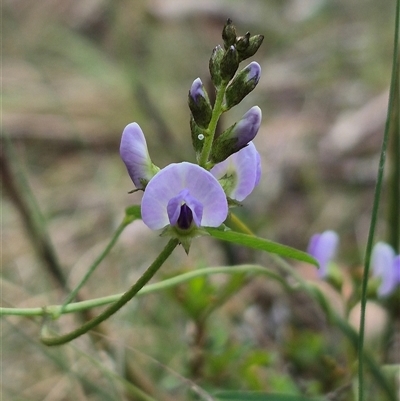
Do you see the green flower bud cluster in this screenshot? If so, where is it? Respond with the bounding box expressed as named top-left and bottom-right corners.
top-left (188, 19), bottom-right (264, 167)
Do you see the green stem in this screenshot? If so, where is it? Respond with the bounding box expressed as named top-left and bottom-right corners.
top-left (60, 219), bottom-right (128, 313)
top-left (358, 2), bottom-right (399, 400)
top-left (1, 264), bottom-right (287, 317)
top-left (198, 82), bottom-right (228, 168)
top-left (40, 238), bottom-right (179, 346)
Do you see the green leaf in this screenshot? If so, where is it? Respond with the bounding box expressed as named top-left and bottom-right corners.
top-left (214, 391), bottom-right (326, 401)
top-left (206, 228), bottom-right (318, 266)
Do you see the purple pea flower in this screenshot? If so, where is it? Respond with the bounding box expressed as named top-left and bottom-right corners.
top-left (234, 106), bottom-right (262, 149)
top-left (210, 106), bottom-right (262, 163)
top-left (141, 162), bottom-right (228, 232)
top-left (120, 123), bottom-right (159, 190)
top-left (307, 230), bottom-right (339, 278)
top-left (372, 242), bottom-right (400, 297)
top-left (210, 141), bottom-right (261, 201)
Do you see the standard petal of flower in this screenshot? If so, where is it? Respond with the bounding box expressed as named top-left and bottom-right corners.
top-left (307, 230), bottom-right (339, 277)
top-left (120, 123), bottom-right (154, 189)
top-left (211, 142), bottom-right (261, 201)
top-left (141, 162), bottom-right (228, 230)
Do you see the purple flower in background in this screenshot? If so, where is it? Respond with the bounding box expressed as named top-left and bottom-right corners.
top-left (141, 162), bottom-right (228, 232)
top-left (120, 123), bottom-right (160, 190)
top-left (372, 242), bottom-right (400, 297)
top-left (307, 230), bottom-right (339, 278)
top-left (210, 142), bottom-right (261, 201)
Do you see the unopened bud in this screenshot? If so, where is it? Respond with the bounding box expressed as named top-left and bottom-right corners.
top-left (220, 45), bottom-right (239, 83)
top-left (225, 62), bottom-right (261, 110)
top-left (209, 45), bottom-right (225, 88)
top-left (238, 34), bottom-right (264, 62)
top-left (210, 106), bottom-right (262, 163)
top-left (222, 18), bottom-right (237, 49)
top-left (188, 78), bottom-right (212, 129)
top-left (235, 32), bottom-right (250, 52)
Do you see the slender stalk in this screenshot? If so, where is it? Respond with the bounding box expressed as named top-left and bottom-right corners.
top-left (40, 238), bottom-right (179, 346)
top-left (1, 264), bottom-right (287, 317)
top-left (358, 2), bottom-right (399, 400)
top-left (60, 219), bottom-right (128, 313)
top-left (198, 82), bottom-right (228, 168)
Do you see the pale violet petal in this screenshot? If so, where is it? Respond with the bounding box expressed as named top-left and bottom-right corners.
top-left (211, 142), bottom-right (261, 201)
top-left (120, 123), bottom-right (153, 189)
top-left (142, 162), bottom-right (227, 230)
top-left (372, 242), bottom-right (395, 278)
top-left (307, 230), bottom-right (339, 278)
top-left (372, 242), bottom-right (397, 297)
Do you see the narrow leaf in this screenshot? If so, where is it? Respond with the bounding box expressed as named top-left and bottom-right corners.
top-left (206, 228), bottom-right (318, 266)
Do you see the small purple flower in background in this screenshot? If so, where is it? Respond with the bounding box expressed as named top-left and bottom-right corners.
top-left (307, 230), bottom-right (339, 278)
top-left (120, 123), bottom-right (160, 190)
top-left (372, 242), bottom-right (400, 297)
top-left (210, 141), bottom-right (261, 201)
top-left (141, 162), bottom-right (228, 232)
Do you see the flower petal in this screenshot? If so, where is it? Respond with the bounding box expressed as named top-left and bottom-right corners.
top-left (167, 189), bottom-right (203, 227)
top-left (141, 162), bottom-right (228, 230)
top-left (211, 142), bottom-right (261, 201)
top-left (372, 242), bottom-right (396, 297)
top-left (120, 123), bottom-right (156, 189)
top-left (307, 230), bottom-right (339, 278)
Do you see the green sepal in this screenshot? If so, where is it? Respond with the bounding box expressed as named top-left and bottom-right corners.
top-left (209, 45), bottom-right (224, 88)
top-left (188, 85), bottom-right (212, 129)
top-left (225, 66), bottom-right (260, 110)
top-left (160, 225), bottom-right (210, 255)
top-left (235, 32), bottom-right (250, 52)
top-left (209, 122), bottom-right (242, 163)
top-left (238, 34), bottom-right (264, 62)
top-left (190, 116), bottom-right (206, 160)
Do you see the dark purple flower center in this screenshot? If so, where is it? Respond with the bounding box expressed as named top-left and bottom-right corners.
top-left (177, 204), bottom-right (193, 230)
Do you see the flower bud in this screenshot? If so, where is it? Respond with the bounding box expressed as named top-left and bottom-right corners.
top-left (220, 45), bottom-right (239, 83)
top-left (238, 34), bottom-right (264, 62)
top-left (210, 106), bottom-right (262, 163)
top-left (209, 45), bottom-right (225, 88)
top-left (188, 78), bottom-right (212, 129)
top-left (225, 62), bottom-right (261, 110)
top-left (222, 18), bottom-right (237, 49)
top-left (235, 32), bottom-right (250, 52)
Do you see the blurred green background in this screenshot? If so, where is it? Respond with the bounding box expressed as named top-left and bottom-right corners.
top-left (2, 0), bottom-right (396, 400)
